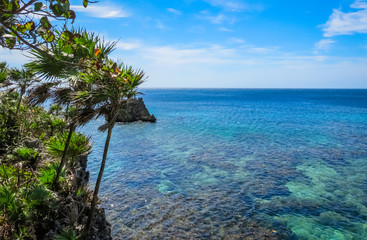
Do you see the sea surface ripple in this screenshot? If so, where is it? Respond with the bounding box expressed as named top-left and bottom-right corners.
top-left (82, 89), bottom-right (367, 239)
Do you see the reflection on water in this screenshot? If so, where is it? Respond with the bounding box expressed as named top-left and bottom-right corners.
top-left (82, 89), bottom-right (367, 239)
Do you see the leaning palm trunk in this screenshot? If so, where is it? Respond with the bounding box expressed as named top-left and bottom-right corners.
top-left (53, 122), bottom-right (76, 188)
top-left (15, 90), bottom-right (25, 116)
top-left (84, 122), bottom-right (115, 237)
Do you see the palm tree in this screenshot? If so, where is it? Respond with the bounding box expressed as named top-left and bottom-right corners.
top-left (75, 61), bottom-right (146, 237)
top-left (0, 61), bottom-right (9, 85)
top-left (5, 67), bottom-right (39, 116)
top-left (26, 29), bottom-right (116, 189)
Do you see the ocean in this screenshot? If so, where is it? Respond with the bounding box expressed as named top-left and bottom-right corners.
top-left (83, 89), bottom-right (367, 239)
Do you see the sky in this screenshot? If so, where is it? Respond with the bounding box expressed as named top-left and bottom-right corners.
top-left (1, 0), bottom-right (367, 88)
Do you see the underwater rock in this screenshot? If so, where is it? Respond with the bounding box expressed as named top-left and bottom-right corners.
top-left (116, 98), bottom-right (156, 123)
top-left (318, 211), bottom-right (349, 226)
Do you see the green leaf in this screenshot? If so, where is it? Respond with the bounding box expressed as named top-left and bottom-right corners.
top-left (34, 2), bottom-right (43, 11)
top-left (51, 3), bottom-right (63, 17)
top-left (24, 21), bottom-right (35, 31)
top-left (63, 44), bottom-right (73, 54)
top-left (7, 0), bottom-right (19, 11)
top-left (61, 30), bottom-right (73, 41)
top-left (16, 24), bottom-right (26, 33)
top-left (83, 0), bottom-right (88, 8)
top-left (5, 36), bottom-right (15, 49)
top-left (40, 17), bottom-right (51, 30)
top-left (36, 26), bottom-right (55, 42)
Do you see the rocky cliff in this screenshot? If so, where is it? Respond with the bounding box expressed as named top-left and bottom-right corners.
top-left (116, 98), bottom-right (156, 123)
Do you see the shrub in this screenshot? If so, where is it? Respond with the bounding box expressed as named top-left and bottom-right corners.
top-left (38, 162), bottom-right (66, 189)
top-left (47, 131), bottom-right (91, 167)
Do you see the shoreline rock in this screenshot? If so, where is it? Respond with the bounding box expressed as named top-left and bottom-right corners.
top-left (43, 154), bottom-right (112, 240)
top-left (116, 98), bottom-right (156, 123)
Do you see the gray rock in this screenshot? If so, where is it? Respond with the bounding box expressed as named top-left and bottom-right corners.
top-left (23, 138), bottom-right (40, 149)
top-left (116, 98), bottom-right (156, 123)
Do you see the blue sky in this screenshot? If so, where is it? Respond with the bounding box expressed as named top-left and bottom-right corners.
top-left (1, 0), bottom-right (367, 88)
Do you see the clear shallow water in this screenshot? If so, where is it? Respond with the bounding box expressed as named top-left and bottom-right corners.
top-left (82, 89), bottom-right (367, 239)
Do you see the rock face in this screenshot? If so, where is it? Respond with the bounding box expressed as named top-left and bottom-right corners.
top-left (44, 155), bottom-right (112, 240)
top-left (116, 98), bottom-right (156, 123)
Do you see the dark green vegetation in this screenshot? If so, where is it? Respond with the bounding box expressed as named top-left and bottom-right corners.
top-left (0, 90), bottom-right (92, 239)
top-left (0, 0), bottom-right (94, 51)
top-left (1, 1), bottom-right (147, 239)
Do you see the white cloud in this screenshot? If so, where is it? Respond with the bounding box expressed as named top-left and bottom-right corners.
top-left (156, 21), bottom-right (168, 30)
top-left (203, 0), bottom-right (264, 12)
top-left (323, 0), bottom-right (367, 37)
top-left (206, 14), bottom-right (226, 24)
top-left (0, 48), bottom-right (29, 67)
top-left (72, 5), bottom-right (129, 18)
top-left (228, 37), bottom-right (245, 44)
top-left (313, 39), bottom-right (335, 54)
top-left (108, 41), bottom-right (367, 88)
top-left (247, 47), bottom-right (276, 54)
top-left (218, 27), bottom-right (233, 32)
top-left (115, 41), bottom-right (141, 50)
top-left (352, 0), bottom-right (367, 8)
top-left (167, 8), bottom-right (182, 15)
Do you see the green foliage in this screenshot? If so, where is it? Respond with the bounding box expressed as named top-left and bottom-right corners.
top-left (0, 61), bottom-right (9, 84)
top-left (14, 146), bottom-right (38, 162)
top-left (47, 130), bottom-right (91, 165)
top-left (49, 104), bottom-right (63, 115)
top-left (38, 162), bottom-right (66, 188)
top-left (27, 28), bottom-right (116, 81)
top-left (54, 227), bottom-right (80, 240)
top-left (0, 91), bottom-right (19, 150)
top-left (7, 67), bottom-right (39, 95)
top-left (0, 164), bottom-right (33, 187)
top-left (38, 165), bottom-right (56, 188)
top-left (0, 163), bottom-right (53, 237)
top-left (0, 1), bottom-right (92, 50)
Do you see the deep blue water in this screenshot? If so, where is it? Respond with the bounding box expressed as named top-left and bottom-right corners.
top-left (82, 89), bottom-right (367, 239)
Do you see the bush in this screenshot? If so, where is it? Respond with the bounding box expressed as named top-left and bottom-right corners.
top-left (0, 92), bottom-right (19, 152)
top-left (47, 131), bottom-right (91, 167)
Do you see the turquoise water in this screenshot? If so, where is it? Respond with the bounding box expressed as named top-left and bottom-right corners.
top-left (83, 89), bottom-right (367, 239)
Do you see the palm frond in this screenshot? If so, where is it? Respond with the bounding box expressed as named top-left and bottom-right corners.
top-left (53, 87), bottom-right (73, 105)
top-left (27, 82), bottom-right (60, 106)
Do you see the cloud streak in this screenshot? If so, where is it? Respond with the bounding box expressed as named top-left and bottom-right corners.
top-left (323, 0), bottom-right (367, 37)
top-left (313, 39), bottom-right (335, 54)
top-left (72, 5), bottom-right (129, 18)
top-left (203, 0), bottom-right (264, 12)
top-left (167, 8), bottom-right (182, 15)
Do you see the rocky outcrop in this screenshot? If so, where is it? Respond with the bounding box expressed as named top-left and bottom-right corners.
top-left (43, 155), bottom-right (112, 240)
top-left (116, 98), bottom-right (156, 123)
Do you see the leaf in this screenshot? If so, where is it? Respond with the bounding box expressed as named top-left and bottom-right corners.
top-left (83, 0), bottom-right (88, 8)
top-left (40, 17), bottom-right (51, 30)
top-left (94, 48), bottom-right (101, 57)
top-left (62, 44), bottom-right (73, 54)
top-left (98, 123), bottom-right (109, 132)
top-left (40, 30), bottom-right (55, 42)
top-left (61, 30), bottom-right (73, 41)
top-left (5, 36), bottom-right (15, 49)
top-left (51, 3), bottom-right (64, 17)
top-left (34, 2), bottom-right (43, 11)
top-left (114, 63), bottom-right (121, 74)
top-left (24, 21), bottom-right (35, 31)
top-left (16, 24), bottom-right (26, 33)
top-left (64, 10), bottom-right (76, 22)
top-left (8, 0), bottom-right (19, 11)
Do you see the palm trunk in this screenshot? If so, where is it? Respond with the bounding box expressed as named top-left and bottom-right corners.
top-left (53, 122), bottom-right (76, 189)
top-left (84, 123), bottom-right (114, 237)
top-left (15, 93), bottom-right (23, 116)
